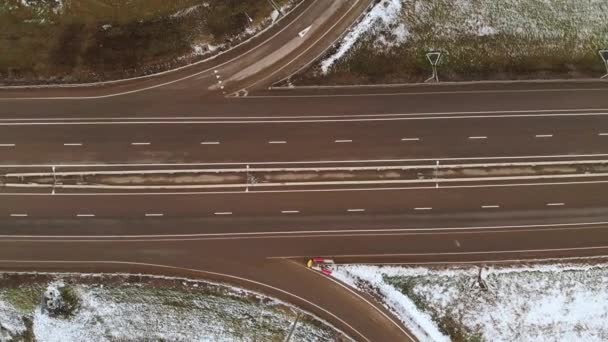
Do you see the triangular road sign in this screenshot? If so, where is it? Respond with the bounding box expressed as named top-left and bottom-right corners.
top-left (426, 51), bottom-right (442, 66)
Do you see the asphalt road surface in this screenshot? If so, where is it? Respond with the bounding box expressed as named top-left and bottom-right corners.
top-left (2, 0), bottom-right (608, 340)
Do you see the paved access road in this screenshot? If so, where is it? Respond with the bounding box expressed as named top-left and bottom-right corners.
top-left (2, 0), bottom-right (608, 340)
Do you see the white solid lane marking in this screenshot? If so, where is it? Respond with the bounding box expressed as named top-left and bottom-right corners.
top-left (131, 142), bottom-right (151, 146)
top-left (414, 207), bottom-right (433, 211)
top-left (535, 134), bottom-right (554, 138)
top-left (214, 212), bottom-right (232, 215)
top-left (481, 205), bottom-right (500, 209)
top-left (76, 214), bottom-right (95, 217)
top-left (268, 140), bottom-right (287, 144)
top-left (3, 220), bottom-right (608, 241)
top-left (0, 144), bottom-right (15, 147)
top-left (245, 88), bottom-right (608, 99)
top-left (1, 108), bottom-right (605, 122)
top-left (2, 112), bottom-right (606, 125)
top-left (281, 210), bottom-right (300, 214)
top-left (0, 220), bottom-right (606, 240)
top-left (401, 138), bottom-right (420, 141)
top-left (63, 143), bottom-right (83, 146)
top-left (145, 213), bottom-right (164, 217)
top-left (335, 139), bottom-right (353, 143)
top-left (468, 136), bottom-right (487, 140)
top-left (272, 244), bottom-right (608, 260)
top-left (347, 208), bottom-right (365, 212)
top-left (10, 214), bottom-right (28, 217)
top-left (546, 202), bottom-right (565, 206)
top-left (4, 152), bottom-right (608, 168)
top-left (200, 141), bottom-right (220, 145)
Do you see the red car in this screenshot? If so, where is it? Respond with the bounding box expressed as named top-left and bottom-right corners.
top-left (307, 257), bottom-right (335, 275)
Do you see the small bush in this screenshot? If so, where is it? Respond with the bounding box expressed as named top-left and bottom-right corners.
top-left (43, 284), bottom-right (80, 318)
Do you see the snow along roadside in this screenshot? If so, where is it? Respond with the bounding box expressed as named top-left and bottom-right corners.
top-left (332, 261), bottom-right (608, 342)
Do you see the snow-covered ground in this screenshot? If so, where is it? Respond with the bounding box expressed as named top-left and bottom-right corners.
top-left (311, 0), bottom-right (608, 82)
top-left (320, 0), bottom-right (405, 73)
top-left (333, 262), bottom-right (608, 342)
top-left (0, 273), bottom-right (348, 341)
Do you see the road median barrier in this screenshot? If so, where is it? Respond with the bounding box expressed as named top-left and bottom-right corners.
top-left (3, 159), bottom-right (608, 191)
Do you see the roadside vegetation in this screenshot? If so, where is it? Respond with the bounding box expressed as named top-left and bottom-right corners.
top-left (0, 0), bottom-right (298, 85)
top-left (333, 261), bottom-right (608, 342)
top-left (290, 0), bottom-right (608, 85)
top-left (0, 272), bottom-right (349, 341)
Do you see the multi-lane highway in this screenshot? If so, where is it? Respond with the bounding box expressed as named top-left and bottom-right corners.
top-left (2, 0), bottom-right (608, 340)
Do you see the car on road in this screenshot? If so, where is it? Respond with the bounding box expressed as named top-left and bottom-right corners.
top-left (307, 257), bottom-right (335, 275)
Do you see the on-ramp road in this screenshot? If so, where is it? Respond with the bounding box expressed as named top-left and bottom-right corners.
top-left (2, 0), bottom-right (608, 340)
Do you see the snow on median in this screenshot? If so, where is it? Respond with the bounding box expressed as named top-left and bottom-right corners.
top-left (332, 262), bottom-right (608, 341)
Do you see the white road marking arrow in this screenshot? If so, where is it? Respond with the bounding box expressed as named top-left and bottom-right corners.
top-left (298, 25), bottom-right (312, 38)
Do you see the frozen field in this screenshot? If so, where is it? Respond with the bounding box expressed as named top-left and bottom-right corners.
top-left (333, 261), bottom-right (608, 342)
top-left (292, 0), bottom-right (608, 84)
top-left (0, 273), bottom-right (348, 341)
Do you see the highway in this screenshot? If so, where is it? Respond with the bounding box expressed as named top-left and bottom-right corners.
top-left (2, 0), bottom-right (608, 340)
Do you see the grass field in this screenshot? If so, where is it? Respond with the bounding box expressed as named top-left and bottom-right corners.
top-left (292, 0), bottom-right (608, 85)
top-left (0, 0), bottom-right (297, 85)
top-left (0, 273), bottom-right (349, 341)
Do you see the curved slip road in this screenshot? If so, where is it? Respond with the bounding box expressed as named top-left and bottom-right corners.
top-left (2, 1), bottom-right (608, 339)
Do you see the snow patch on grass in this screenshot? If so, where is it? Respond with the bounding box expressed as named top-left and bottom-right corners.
top-left (0, 299), bottom-right (26, 338)
top-left (332, 265), bottom-right (449, 342)
top-left (308, 0), bottom-right (608, 83)
top-left (0, 273), bottom-right (348, 341)
top-left (334, 262), bottom-right (608, 341)
top-left (19, 0), bottom-right (63, 14)
top-left (320, 0), bottom-right (404, 73)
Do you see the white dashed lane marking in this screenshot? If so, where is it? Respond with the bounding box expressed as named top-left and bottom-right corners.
top-left (546, 202), bottom-right (565, 206)
top-left (63, 143), bottom-right (83, 146)
top-left (145, 213), bottom-right (164, 217)
top-left (10, 214), bottom-right (28, 217)
top-left (335, 139), bottom-right (353, 143)
top-left (214, 212), bottom-right (233, 215)
top-left (76, 214), bottom-right (95, 217)
top-left (535, 134), bottom-right (554, 138)
top-left (414, 207), bottom-right (433, 211)
top-left (401, 138), bottom-right (420, 141)
top-left (0, 144), bottom-right (15, 147)
top-left (468, 136), bottom-right (487, 140)
top-left (281, 210), bottom-right (300, 214)
top-left (481, 205), bottom-right (500, 209)
top-left (200, 141), bottom-right (220, 145)
top-left (268, 141), bottom-right (287, 144)
top-left (347, 208), bottom-right (365, 212)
